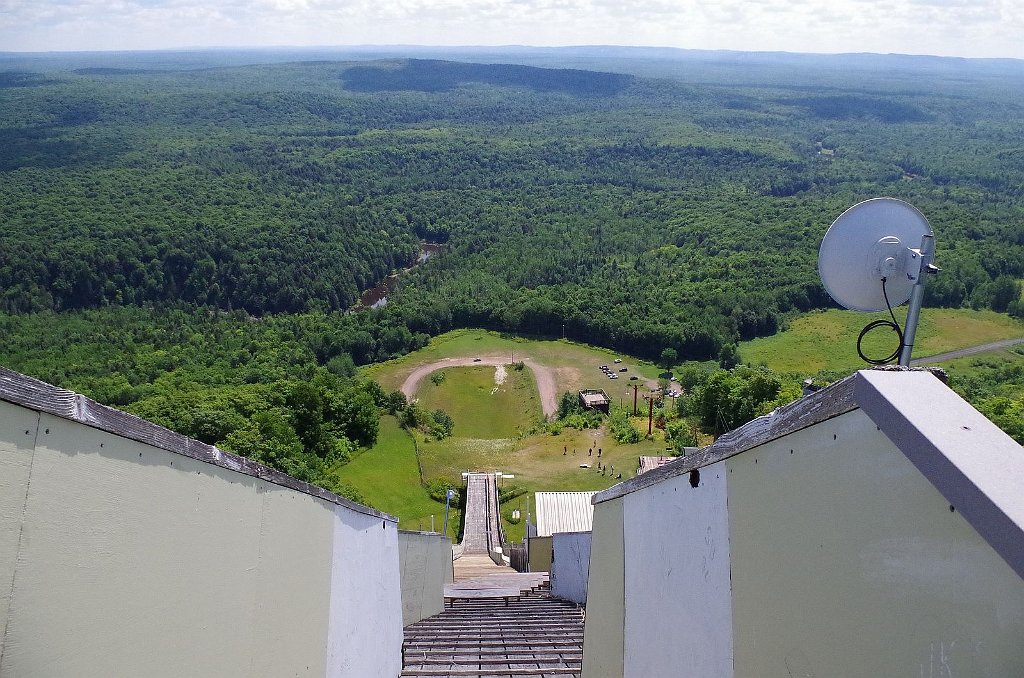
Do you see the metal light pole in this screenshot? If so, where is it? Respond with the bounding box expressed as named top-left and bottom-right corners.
top-left (442, 489), bottom-right (456, 536)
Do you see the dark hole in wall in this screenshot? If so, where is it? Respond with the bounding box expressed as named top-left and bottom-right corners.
top-left (689, 469), bottom-right (700, 488)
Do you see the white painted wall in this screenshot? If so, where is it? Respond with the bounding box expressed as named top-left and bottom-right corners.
top-left (326, 508), bottom-right (402, 677)
top-left (0, 402), bottom-right (402, 677)
top-left (727, 408), bottom-right (1024, 677)
top-left (550, 531), bottom-right (591, 605)
top-left (398, 531), bottom-right (454, 626)
top-left (621, 463), bottom-right (733, 678)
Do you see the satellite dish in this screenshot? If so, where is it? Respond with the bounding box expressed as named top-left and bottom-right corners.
top-left (818, 197), bottom-right (938, 365)
top-left (818, 198), bottom-right (932, 312)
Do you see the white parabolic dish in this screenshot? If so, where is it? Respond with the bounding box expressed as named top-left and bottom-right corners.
top-left (818, 197), bottom-right (933, 312)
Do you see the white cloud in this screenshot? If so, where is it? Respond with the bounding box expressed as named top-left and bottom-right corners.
top-left (0, 0), bottom-right (1021, 58)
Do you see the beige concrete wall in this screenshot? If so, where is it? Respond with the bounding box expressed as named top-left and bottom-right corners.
top-left (0, 404), bottom-right (402, 677)
top-left (0, 402), bottom-right (38, 651)
top-left (399, 531), bottom-right (454, 626)
top-left (581, 498), bottom-right (624, 678)
top-left (528, 535), bottom-right (553, 573)
top-left (728, 408), bottom-right (1024, 677)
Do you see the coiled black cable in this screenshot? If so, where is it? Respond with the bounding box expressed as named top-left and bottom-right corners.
top-left (856, 277), bottom-right (904, 365)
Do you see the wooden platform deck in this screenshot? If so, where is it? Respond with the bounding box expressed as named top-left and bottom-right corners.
top-left (454, 554), bottom-right (515, 581)
top-left (445, 571), bottom-right (550, 608)
top-left (402, 585), bottom-right (583, 677)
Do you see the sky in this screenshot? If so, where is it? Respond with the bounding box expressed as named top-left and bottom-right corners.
top-left (1, 0), bottom-right (1022, 60)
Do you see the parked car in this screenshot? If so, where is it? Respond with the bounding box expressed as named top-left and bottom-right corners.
top-left (619, 367), bottom-right (627, 372)
top-left (613, 359), bottom-right (622, 364)
top-left (629, 376), bottom-right (638, 381)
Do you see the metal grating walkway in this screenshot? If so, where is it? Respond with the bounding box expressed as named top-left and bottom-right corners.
top-left (401, 584), bottom-right (583, 677)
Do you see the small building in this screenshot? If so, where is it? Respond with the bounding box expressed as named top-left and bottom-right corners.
top-left (638, 450), bottom-right (700, 475)
top-left (582, 368), bottom-right (1024, 677)
top-left (579, 389), bottom-right (610, 413)
top-left (530, 492), bottom-right (598, 599)
top-left (637, 455), bottom-right (674, 475)
top-left (535, 491), bottom-right (598, 537)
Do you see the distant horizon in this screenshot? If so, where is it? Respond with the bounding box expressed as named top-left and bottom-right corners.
top-left (3, 43), bottom-right (1022, 65)
top-left (2, 0), bottom-right (1022, 61)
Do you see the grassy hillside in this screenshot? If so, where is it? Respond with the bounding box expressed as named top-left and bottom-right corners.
top-left (330, 415), bottom-right (460, 537)
top-left (740, 309), bottom-right (1024, 375)
top-left (415, 365), bottom-right (540, 439)
top-left (359, 330), bottom-right (670, 542)
top-left (365, 328), bottom-right (664, 394)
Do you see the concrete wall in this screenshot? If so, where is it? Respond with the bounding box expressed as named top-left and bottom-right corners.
top-left (398, 530), bottom-right (454, 626)
top-left (581, 498), bottom-right (624, 678)
top-left (0, 399), bottom-right (403, 678)
top-left (621, 462), bottom-right (734, 678)
top-left (528, 535), bottom-right (553, 572)
top-left (728, 408), bottom-right (1024, 677)
top-left (550, 531), bottom-right (591, 605)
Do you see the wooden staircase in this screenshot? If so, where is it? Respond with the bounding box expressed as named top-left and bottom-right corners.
top-left (401, 575), bottom-right (583, 677)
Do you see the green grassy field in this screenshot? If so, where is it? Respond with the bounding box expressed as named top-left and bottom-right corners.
top-left (363, 328), bottom-right (664, 395)
top-left (416, 366), bottom-right (540, 439)
top-left (415, 425), bottom-right (665, 544)
top-left (358, 330), bottom-right (672, 542)
top-left (348, 313), bottom-right (1024, 543)
top-left (329, 415), bottom-right (460, 537)
top-left (740, 309), bottom-right (1024, 375)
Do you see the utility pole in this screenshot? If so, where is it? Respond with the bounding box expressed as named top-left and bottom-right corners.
top-left (633, 385), bottom-right (639, 416)
top-left (648, 392), bottom-right (654, 436)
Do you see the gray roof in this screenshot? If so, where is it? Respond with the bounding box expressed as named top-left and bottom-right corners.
top-left (534, 492), bottom-right (597, 537)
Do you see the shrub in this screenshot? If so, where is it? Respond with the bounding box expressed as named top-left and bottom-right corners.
top-left (425, 478), bottom-right (462, 505)
top-left (431, 408), bottom-right (454, 439)
top-left (610, 408), bottom-right (641, 444)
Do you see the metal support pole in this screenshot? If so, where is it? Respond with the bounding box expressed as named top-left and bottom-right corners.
top-left (442, 489), bottom-right (455, 535)
top-left (899, 234), bottom-right (936, 366)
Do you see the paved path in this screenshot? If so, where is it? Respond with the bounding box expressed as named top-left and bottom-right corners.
top-left (400, 355), bottom-right (558, 418)
top-left (910, 337), bottom-right (1024, 366)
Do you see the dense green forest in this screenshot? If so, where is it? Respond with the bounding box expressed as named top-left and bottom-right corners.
top-left (2, 48), bottom-right (1023, 473)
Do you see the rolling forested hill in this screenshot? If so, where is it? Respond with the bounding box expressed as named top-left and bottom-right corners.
top-left (2, 51), bottom-right (1022, 364)
top-left (1, 48), bottom-right (1023, 468)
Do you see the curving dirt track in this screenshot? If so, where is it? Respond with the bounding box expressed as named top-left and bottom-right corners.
top-left (400, 355), bottom-right (558, 419)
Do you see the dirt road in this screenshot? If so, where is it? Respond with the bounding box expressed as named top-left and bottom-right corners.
top-left (399, 355), bottom-right (559, 419)
top-left (910, 337), bottom-right (1024, 366)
